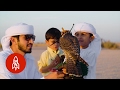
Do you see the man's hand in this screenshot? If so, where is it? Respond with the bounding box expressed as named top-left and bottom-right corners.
top-left (44, 71), bottom-right (65, 79)
top-left (49, 54), bottom-right (61, 68)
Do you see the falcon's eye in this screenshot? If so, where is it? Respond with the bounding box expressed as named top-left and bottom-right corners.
top-left (75, 32), bottom-right (79, 37)
top-left (61, 30), bottom-right (69, 36)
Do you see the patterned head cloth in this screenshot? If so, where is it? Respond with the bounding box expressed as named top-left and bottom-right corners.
top-left (73, 22), bottom-right (101, 57)
top-left (1, 23), bottom-right (34, 50)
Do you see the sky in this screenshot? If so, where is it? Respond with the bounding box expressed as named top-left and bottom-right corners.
top-left (0, 11), bottom-right (120, 43)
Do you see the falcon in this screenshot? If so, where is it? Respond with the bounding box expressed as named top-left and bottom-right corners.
top-left (59, 26), bottom-right (89, 79)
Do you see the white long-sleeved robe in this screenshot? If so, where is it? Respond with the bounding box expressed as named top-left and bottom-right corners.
top-left (80, 37), bottom-right (101, 79)
top-left (0, 48), bottom-right (44, 79)
top-left (80, 47), bottom-right (98, 79)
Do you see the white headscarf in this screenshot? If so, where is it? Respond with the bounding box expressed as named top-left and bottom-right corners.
top-left (73, 22), bottom-right (101, 57)
top-left (1, 23), bottom-right (34, 50)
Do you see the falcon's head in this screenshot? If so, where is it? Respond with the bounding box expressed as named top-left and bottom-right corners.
top-left (61, 24), bottom-right (74, 37)
top-left (61, 28), bottom-right (72, 37)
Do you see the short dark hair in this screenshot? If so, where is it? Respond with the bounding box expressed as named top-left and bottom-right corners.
top-left (10, 35), bottom-right (19, 46)
top-left (89, 33), bottom-right (93, 37)
top-left (45, 27), bottom-right (61, 41)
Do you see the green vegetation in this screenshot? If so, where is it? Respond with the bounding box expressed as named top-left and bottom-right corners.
top-left (0, 43), bottom-right (2, 49)
top-left (101, 40), bottom-right (120, 49)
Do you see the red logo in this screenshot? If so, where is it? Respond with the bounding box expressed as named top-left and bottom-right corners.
top-left (6, 53), bottom-right (26, 74)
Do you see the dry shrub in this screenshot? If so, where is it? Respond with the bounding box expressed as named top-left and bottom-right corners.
top-left (101, 40), bottom-right (120, 49)
top-left (0, 43), bottom-right (2, 49)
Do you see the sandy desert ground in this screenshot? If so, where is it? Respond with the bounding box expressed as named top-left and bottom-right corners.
top-left (0, 47), bottom-right (120, 79)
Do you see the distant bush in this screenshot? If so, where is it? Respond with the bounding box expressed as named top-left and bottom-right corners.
top-left (101, 40), bottom-right (120, 49)
top-left (0, 43), bottom-right (2, 49)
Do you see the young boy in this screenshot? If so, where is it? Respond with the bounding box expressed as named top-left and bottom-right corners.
top-left (73, 22), bottom-right (101, 79)
top-left (38, 27), bottom-right (64, 77)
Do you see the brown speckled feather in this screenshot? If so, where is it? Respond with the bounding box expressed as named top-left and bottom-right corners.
top-left (59, 28), bottom-right (89, 78)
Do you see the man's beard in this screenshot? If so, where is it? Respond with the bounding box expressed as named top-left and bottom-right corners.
top-left (18, 42), bottom-right (32, 53)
